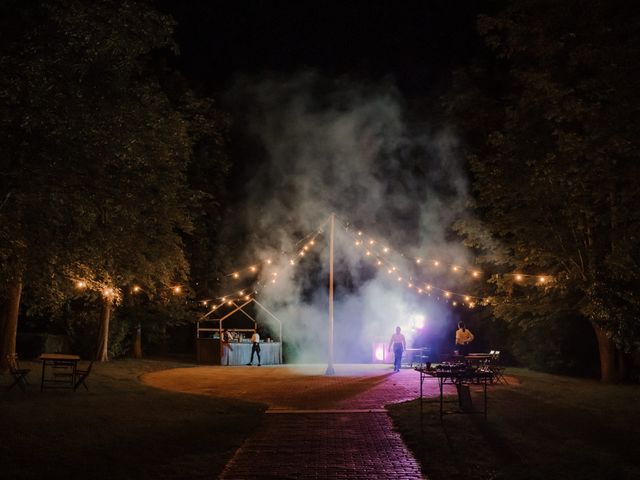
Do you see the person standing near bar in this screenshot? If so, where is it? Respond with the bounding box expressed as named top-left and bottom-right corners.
top-left (247, 328), bottom-right (261, 366)
top-left (388, 326), bottom-right (406, 372)
top-left (455, 321), bottom-right (475, 356)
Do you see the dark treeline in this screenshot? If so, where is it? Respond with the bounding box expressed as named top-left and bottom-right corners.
top-left (1, 0), bottom-right (639, 381)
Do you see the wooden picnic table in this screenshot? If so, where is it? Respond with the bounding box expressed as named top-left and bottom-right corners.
top-left (39, 353), bottom-right (81, 391)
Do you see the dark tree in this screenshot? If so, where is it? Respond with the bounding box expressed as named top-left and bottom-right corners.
top-left (449, 0), bottom-right (640, 381)
top-left (0, 0), bottom-right (229, 363)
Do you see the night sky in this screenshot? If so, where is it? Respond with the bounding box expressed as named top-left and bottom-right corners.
top-left (156, 0), bottom-right (489, 97)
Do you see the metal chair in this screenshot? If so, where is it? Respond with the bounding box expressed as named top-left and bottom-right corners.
top-left (74, 361), bottom-right (94, 391)
top-left (6, 354), bottom-right (30, 392)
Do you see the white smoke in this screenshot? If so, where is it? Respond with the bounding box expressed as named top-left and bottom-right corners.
top-left (225, 72), bottom-right (472, 363)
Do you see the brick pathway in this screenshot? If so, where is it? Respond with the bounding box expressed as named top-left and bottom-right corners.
top-left (220, 411), bottom-right (423, 479)
top-left (143, 364), bottom-right (437, 479)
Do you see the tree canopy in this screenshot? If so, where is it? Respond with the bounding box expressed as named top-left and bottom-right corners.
top-left (0, 0), bottom-right (230, 362)
top-left (448, 0), bottom-right (640, 381)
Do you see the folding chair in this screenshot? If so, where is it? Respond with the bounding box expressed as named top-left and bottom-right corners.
top-left (489, 351), bottom-right (507, 384)
top-left (6, 354), bottom-right (31, 392)
top-left (74, 361), bottom-right (93, 391)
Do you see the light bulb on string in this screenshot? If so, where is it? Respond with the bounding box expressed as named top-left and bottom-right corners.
top-left (472, 271), bottom-right (480, 278)
top-left (76, 281), bottom-right (87, 289)
top-left (132, 285), bottom-right (141, 293)
top-left (433, 260), bottom-right (439, 267)
top-left (233, 273), bottom-right (239, 279)
top-left (173, 286), bottom-right (182, 294)
top-left (515, 274), bottom-right (523, 281)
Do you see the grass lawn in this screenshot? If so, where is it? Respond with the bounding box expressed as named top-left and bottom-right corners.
top-left (387, 368), bottom-right (640, 480)
top-left (0, 359), bottom-right (265, 480)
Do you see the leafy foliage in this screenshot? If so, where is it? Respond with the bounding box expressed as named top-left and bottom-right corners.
top-left (447, 0), bottom-right (640, 374)
top-left (0, 0), bottom-right (230, 357)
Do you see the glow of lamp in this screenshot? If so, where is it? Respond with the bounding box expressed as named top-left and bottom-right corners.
top-left (233, 273), bottom-right (239, 279)
top-left (433, 260), bottom-right (439, 267)
top-left (515, 274), bottom-right (523, 281)
top-left (266, 259), bottom-right (272, 264)
top-left (538, 276), bottom-right (546, 283)
top-left (375, 345), bottom-right (385, 361)
top-left (383, 247), bottom-right (389, 252)
top-left (173, 286), bottom-right (181, 294)
top-left (76, 281), bottom-right (86, 289)
top-left (411, 314), bottom-right (426, 329)
top-left (132, 285), bottom-right (141, 293)
top-left (472, 271), bottom-right (480, 277)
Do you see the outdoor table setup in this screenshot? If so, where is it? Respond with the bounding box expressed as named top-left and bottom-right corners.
top-left (415, 358), bottom-right (494, 420)
top-left (39, 353), bottom-right (80, 391)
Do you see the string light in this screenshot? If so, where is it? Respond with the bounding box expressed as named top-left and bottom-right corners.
top-left (132, 285), bottom-right (141, 293)
top-left (76, 281), bottom-right (86, 289)
top-left (173, 286), bottom-right (182, 294)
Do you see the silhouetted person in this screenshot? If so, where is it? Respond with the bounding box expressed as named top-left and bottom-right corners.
top-left (388, 326), bottom-right (406, 372)
top-left (455, 321), bottom-right (474, 356)
top-left (247, 328), bottom-right (261, 366)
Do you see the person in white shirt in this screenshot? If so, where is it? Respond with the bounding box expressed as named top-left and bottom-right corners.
top-left (388, 326), bottom-right (406, 372)
top-left (247, 328), bottom-right (261, 366)
top-left (455, 321), bottom-right (474, 356)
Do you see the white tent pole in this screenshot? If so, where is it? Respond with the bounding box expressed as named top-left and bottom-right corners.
top-left (326, 213), bottom-right (335, 375)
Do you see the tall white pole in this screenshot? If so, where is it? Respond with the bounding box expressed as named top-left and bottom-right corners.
top-left (326, 213), bottom-right (335, 375)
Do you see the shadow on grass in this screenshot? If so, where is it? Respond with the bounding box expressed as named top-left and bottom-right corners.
top-left (0, 359), bottom-right (265, 480)
top-left (388, 371), bottom-right (640, 480)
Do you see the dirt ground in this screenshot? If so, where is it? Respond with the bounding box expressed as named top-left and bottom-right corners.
top-left (141, 363), bottom-right (437, 410)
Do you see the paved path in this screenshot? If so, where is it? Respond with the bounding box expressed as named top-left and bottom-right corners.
top-left (143, 364), bottom-right (443, 479)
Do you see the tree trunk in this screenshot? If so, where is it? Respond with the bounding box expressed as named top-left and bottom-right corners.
top-left (593, 324), bottom-right (623, 383)
top-left (131, 323), bottom-right (142, 359)
top-left (0, 279), bottom-right (23, 369)
top-left (96, 298), bottom-right (112, 362)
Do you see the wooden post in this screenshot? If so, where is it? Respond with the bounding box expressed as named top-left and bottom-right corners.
top-left (326, 213), bottom-right (335, 376)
